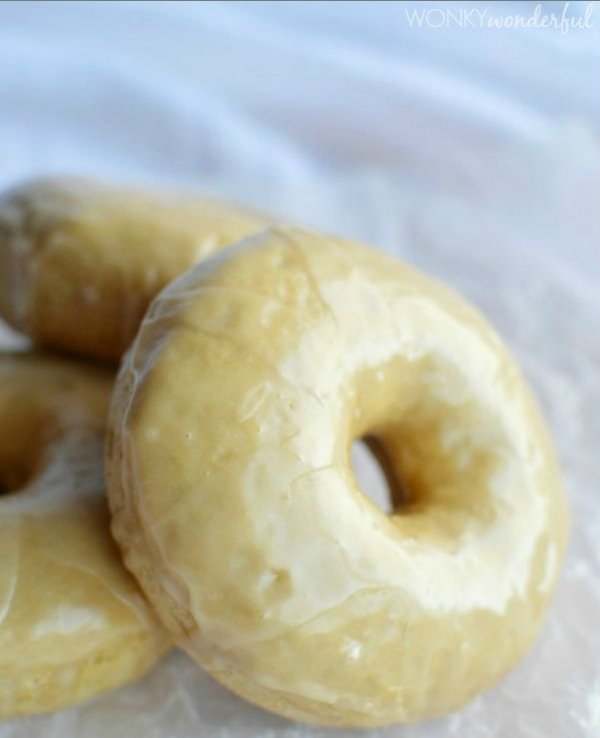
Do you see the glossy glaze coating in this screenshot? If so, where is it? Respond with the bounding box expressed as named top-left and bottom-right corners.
top-left (0, 178), bottom-right (267, 362)
top-left (107, 227), bottom-right (568, 727)
top-left (0, 354), bottom-right (169, 717)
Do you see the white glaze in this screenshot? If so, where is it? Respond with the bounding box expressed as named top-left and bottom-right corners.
top-left (108, 226), bottom-right (568, 727)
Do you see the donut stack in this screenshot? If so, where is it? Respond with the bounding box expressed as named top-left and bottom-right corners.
top-left (0, 178), bottom-right (568, 727)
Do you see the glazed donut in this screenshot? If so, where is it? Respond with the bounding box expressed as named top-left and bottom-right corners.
top-left (0, 177), bottom-right (266, 362)
top-left (106, 227), bottom-right (567, 727)
top-left (0, 353), bottom-right (169, 718)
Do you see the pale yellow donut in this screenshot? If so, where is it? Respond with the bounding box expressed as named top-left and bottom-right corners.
top-left (0, 178), bottom-right (267, 362)
top-left (0, 353), bottom-right (169, 718)
top-left (107, 226), bottom-right (568, 727)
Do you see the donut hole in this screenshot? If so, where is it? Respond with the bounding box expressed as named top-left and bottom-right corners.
top-left (0, 466), bottom-right (32, 496)
top-left (0, 445), bottom-right (45, 496)
top-left (349, 355), bottom-right (512, 537)
top-left (0, 401), bottom-right (51, 497)
top-left (351, 437), bottom-right (410, 514)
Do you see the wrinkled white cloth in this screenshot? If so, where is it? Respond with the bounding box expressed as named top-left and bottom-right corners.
top-left (0, 2), bottom-right (599, 737)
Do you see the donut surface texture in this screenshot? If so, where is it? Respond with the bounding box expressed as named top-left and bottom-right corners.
top-left (0, 353), bottom-right (169, 717)
top-left (107, 227), bottom-right (568, 727)
top-left (0, 178), bottom-right (267, 362)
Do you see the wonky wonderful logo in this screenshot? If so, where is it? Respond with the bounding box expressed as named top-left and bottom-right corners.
top-left (404, 2), bottom-right (596, 34)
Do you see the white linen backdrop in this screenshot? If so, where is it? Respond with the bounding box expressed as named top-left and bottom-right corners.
top-left (0, 2), bottom-right (599, 736)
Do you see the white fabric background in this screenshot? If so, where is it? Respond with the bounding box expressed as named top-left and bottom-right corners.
top-left (0, 2), bottom-right (599, 736)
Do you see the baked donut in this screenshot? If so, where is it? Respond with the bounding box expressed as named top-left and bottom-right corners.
top-left (0, 353), bottom-right (169, 718)
top-left (0, 177), bottom-right (266, 362)
top-left (106, 227), bottom-right (568, 727)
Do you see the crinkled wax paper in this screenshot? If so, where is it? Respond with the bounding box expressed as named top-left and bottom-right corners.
top-left (0, 126), bottom-right (598, 737)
